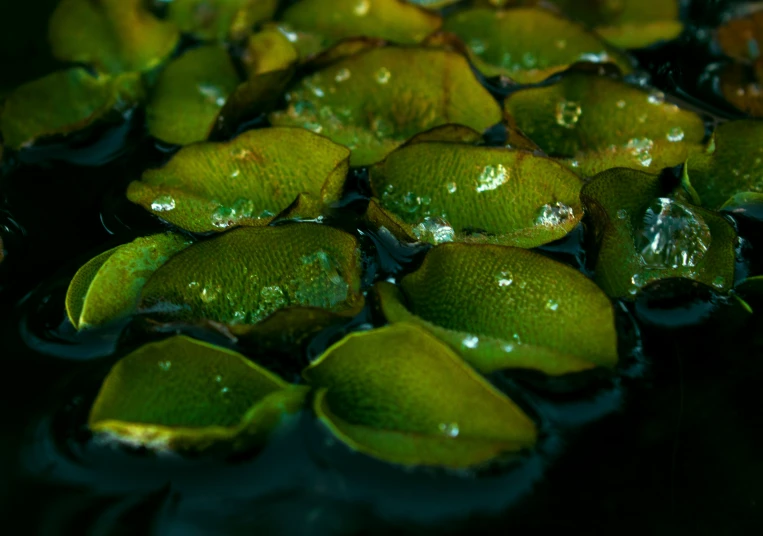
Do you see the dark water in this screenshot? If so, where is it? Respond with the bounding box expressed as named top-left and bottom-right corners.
top-left (2, 1), bottom-right (763, 534)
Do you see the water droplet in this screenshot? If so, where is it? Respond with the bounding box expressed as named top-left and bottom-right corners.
top-left (353, 0), bottom-right (370, 16)
top-left (151, 195), bottom-right (176, 212)
top-left (545, 299), bottom-right (559, 311)
top-left (512, 333), bottom-right (522, 343)
top-left (469, 39), bottom-right (486, 54)
top-left (446, 182), bottom-right (457, 194)
top-left (220, 386), bottom-right (230, 395)
top-left (625, 138), bottom-right (654, 167)
top-left (211, 206), bottom-right (234, 229)
top-left (666, 127), bottom-right (684, 142)
top-left (215, 375), bottom-right (223, 383)
top-left (201, 285), bottom-right (220, 303)
top-left (188, 281), bottom-right (199, 289)
top-left (375, 68), bottom-right (391, 84)
top-left (712, 275), bottom-right (725, 289)
top-left (535, 202), bottom-right (575, 226)
top-left (158, 360), bottom-right (171, 371)
top-left (555, 101), bottom-right (582, 128)
top-left (461, 335), bottom-right (479, 349)
top-left (334, 68), bottom-right (351, 82)
top-left (476, 164), bottom-right (509, 193)
top-left (616, 100), bottom-right (626, 108)
top-left (230, 169), bottom-right (240, 178)
top-left (522, 52), bottom-right (537, 68)
top-left (496, 270), bottom-right (513, 287)
top-left (617, 209), bottom-right (628, 219)
top-left (231, 147), bottom-right (251, 159)
top-left (438, 422), bottom-right (460, 438)
top-left (647, 90), bottom-right (665, 105)
top-left (637, 198), bottom-right (711, 269)
top-left (197, 83), bottom-right (227, 107)
top-left (517, 281), bottom-right (527, 289)
top-left (502, 343), bottom-right (515, 353)
top-left (372, 116), bottom-right (395, 138)
top-left (412, 217), bottom-right (455, 245)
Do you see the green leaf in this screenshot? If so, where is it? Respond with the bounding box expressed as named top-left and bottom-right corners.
top-left (139, 224), bottom-right (364, 328)
top-left (66, 233), bottom-right (192, 330)
top-left (442, 7), bottom-right (632, 84)
top-left (89, 335), bottom-right (306, 452)
top-left (49, 0), bottom-right (180, 74)
top-left (684, 121), bottom-right (763, 210)
top-left (404, 0), bottom-right (461, 8)
top-left (127, 128), bottom-right (349, 233)
top-left (242, 28), bottom-right (300, 77)
top-left (504, 71), bottom-right (705, 167)
top-left (303, 323), bottom-right (537, 468)
top-left (369, 142), bottom-right (583, 247)
top-left (581, 168), bottom-right (737, 299)
top-left (168, 0), bottom-right (279, 41)
top-left (376, 243), bottom-right (618, 375)
top-left (281, 0), bottom-right (441, 50)
top-left (0, 68), bottom-right (143, 150)
top-left (146, 45), bottom-right (241, 146)
top-left (269, 45), bottom-right (502, 166)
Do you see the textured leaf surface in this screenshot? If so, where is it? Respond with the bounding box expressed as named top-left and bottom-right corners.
top-left (303, 323), bottom-right (537, 468)
top-left (243, 29), bottom-right (300, 77)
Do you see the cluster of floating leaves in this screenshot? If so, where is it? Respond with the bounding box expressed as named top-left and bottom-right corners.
top-left (1, 0), bottom-right (762, 482)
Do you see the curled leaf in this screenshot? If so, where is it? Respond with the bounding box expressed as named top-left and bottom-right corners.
top-left (89, 335), bottom-right (306, 452)
top-left (303, 323), bottom-right (537, 468)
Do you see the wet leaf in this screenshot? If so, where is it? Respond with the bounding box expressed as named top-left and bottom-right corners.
top-left (303, 323), bottom-right (537, 468)
top-left (405, 0), bottom-right (461, 8)
top-left (443, 7), bottom-right (632, 83)
top-left (269, 45), bottom-right (502, 166)
top-left (0, 68), bottom-right (144, 150)
top-left (139, 224), bottom-right (363, 328)
top-left (376, 243), bottom-right (618, 375)
top-left (281, 0), bottom-right (441, 49)
top-left (146, 45), bottom-right (240, 145)
top-left (168, 0), bottom-right (279, 41)
top-left (242, 28), bottom-right (300, 77)
top-left (369, 142), bottom-right (583, 247)
top-left (127, 128), bottom-right (349, 233)
top-left (504, 71), bottom-right (705, 167)
top-left (683, 121), bottom-right (763, 210)
top-left (581, 168), bottom-right (736, 299)
top-left (719, 62), bottom-right (763, 118)
top-left (89, 335), bottom-right (306, 452)
top-left (49, 0), bottom-right (180, 74)
top-left (717, 10), bottom-right (763, 63)
top-left (66, 233), bottom-right (192, 330)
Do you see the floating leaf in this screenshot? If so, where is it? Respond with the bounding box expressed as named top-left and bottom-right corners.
top-left (376, 243), bottom-right (618, 375)
top-left (127, 128), bottom-right (349, 233)
top-left (369, 142), bottom-right (582, 247)
top-left (504, 71), bottom-right (705, 169)
top-left (242, 28), bottom-right (300, 77)
top-left (146, 45), bottom-right (240, 146)
top-left (0, 68), bottom-right (143, 150)
top-left (167, 0), bottom-right (279, 41)
top-left (404, 0), bottom-right (461, 8)
top-left (581, 168), bottom-right (736, 299)
top-left (442, 7), bottom-right (632, 83)
top-left (303, 323), bottom-right (537, 468)
top-left (719, 62), bottom-right (763, 118)
top-left (281, 0), bottom-right (441, 50)
top-left (49, 0), bottom-right (180, 74)
top-left (139, 224), bottom-right (363, 329)
top-left (89, 335), bottom-right (306, 452)
top-left (269, 45), bottom-right (502, 166)
top-left (683, 121), bottom-right (763, 210)
top-left (66, 233), bottom-right (192, 330)
top-left (717, 10), bottom-right (763, 63)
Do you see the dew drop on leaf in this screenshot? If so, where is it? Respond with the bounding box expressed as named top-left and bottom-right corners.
top-left (637, 198), bottom-right (711, 269)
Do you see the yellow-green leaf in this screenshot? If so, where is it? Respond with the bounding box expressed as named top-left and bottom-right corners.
top-left (269, 45), bottom-right (502, 166)
top-left (0, 68), bottom-right (143, 150)
top-left (242, 28), bottom-right (300, 77)
top-left (66, 233), bottom-right (192, 330)
top-left (370, 142), bottom-right (583, 247)
top-left (377, 243), bottom-right (618, 375)
top-left (167, 0), bottom-right (279, 41)
top-left (49, 0), bottom-right (180, 74)
top-left (443, 7), bottom-right (632, 83)
top-left (89, 335), bottom-right (306, 452)
top-left (303, 323), bottom-right (537, 468)
top-left (127, 128), bottom-right (349, 233)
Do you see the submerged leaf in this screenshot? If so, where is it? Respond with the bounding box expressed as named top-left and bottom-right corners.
top-left (377, 243), bottom-right (618, 375)
top-left (139, 224), bottom-right (363, 328)
top-left (303, 323), bottom-right (537, 468)
top-left (146, 45), bottom-right (241, 145)
top-left (66, 233), bottom-right (192, 330)
top-left (49, 0), bottom-right (180, 74)
top-left (89, 335), bottom-right (306, 452)
top-left (370, 142), bottom-right (583, 247)
top-left (127, 128), bottom-right (350, 233)
top-left (443, 7), bottom-right (632, 83)
top-left (167, 0), bottom-right (279, 41)
top-left (581, 168), bottom-right (736, 299)
top-left (0, 68), bottom-right (143, 150)
top-left (269, 45), bottom-right (502, 166)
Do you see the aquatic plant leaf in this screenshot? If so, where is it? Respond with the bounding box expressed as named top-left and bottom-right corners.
top-left (49, 0), bottom-right (180, 74)
top-left (683, 121), bottom-right (763, 210)
top-left (504, 72), bottom-right (705, 163)
top-left (404, 0), bottom-right (461, 8)
top-left (719, 62), bottom-right (763, 119)
top-left (369, 142), bottom-right (583, 247)
top-left (442, 7), bottom-right (632, 83)
top-left (281, 0), bottom-right (441, 50)
top-left (139, 224), bottom-right (363, 328)
top-left (0, 68), bottom-right (143, 150)
top-left (89, 335), bottom-right (306, 452)
top-left (565, 140), bottom-right (705, 178)
top-left (146, 45), bottom-right (240, 146)
top-left (167, 0), bottom-right (279, 41)
top-left (66, 233), bottom-right (192, 330)
top-left (242, 28), bottom-right (300, 77)
top-left (303, 323), bottom-right (537, 468)
top-left (581, 168), bottom-right (736, 299)
top-left (376, 243), bottom-right (617, 375)
top-left (127, 128), bottom-right (350, 233)
top-left (717, 10), bottom-right (763, 63)
top-left (269, 45), bottom-right (502, 166)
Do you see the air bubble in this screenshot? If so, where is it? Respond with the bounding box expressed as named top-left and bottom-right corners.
top-left (555, 101), bottom-right (582, 128)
